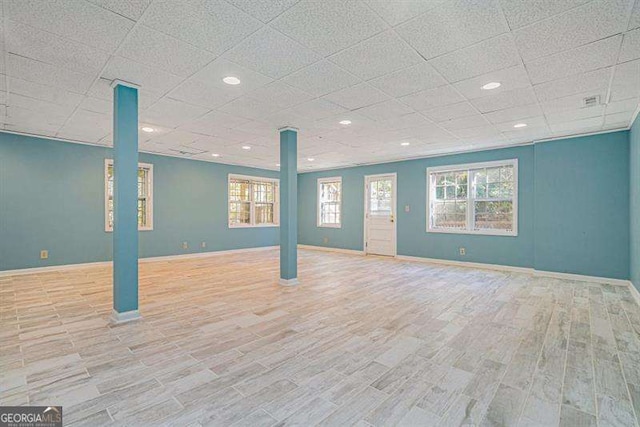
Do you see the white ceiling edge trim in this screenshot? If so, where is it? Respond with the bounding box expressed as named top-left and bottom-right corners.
top-left (0, 129), bottom-right (279, 172)
top-left (110, 79), bottom-right (141, 90)
top-left (0, 124), bottom-right (631, 176)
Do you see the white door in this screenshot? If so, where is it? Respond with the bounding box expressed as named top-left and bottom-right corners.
top-left (364, 174), bottom-right (397, 256)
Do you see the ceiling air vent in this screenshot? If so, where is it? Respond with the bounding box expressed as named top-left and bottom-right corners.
top-left (582, 95), bottom-right (600, 108)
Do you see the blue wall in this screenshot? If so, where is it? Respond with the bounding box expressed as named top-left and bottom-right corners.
top-left (298, 146), bottom-right (534, 268)
top-left (534, 132), bottom-right (629, 280)
top-left (631, 114), bottom-right (640, 291)
top-left (299, 131), bottom-right (631, 279)
top-left (0, 132), bottom-right (279, 271)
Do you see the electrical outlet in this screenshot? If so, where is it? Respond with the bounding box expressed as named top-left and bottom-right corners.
top-left (459, 247), bottom-right (466, 256)
top-left (323, 237), bottom-right (329, 244)
top-left (404, 205), bottom-right (410, 213)
top-left (201, 242), bottom-right (206, 248)
top-left (40, 250), bottom-right (48, 259)
top-left (182, 242), bottom-right (188, 249)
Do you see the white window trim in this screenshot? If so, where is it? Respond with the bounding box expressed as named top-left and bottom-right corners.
top-left (317, 176), bottom-right (342, 228)
top-left (228, 173), bottom-right (280, 228)
top-left (104, 159), bottom-right (154, 233)
top-left (426, 159), bottom-right (518, 237)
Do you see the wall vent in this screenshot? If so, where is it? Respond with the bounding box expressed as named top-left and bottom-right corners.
top-left (582, 95), bottom-right (600, 107)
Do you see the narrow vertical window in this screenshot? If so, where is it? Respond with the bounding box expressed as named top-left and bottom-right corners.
top-left (105, 159), bottom-right (153, 232)
top-left (317, 177), bottom-right (342, 228)
top-left (228, 174), bottom-right (279, 227)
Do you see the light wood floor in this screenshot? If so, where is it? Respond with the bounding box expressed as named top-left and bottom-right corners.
top-left (1, 249), bottom-right (639, 426)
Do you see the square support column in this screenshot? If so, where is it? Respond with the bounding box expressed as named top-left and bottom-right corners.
top-left (279, 127), bottom-right (298, 286)
top-left (111, 81), bottom-right (141, 323)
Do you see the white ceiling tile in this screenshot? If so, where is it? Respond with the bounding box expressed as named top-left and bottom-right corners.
top-left (208, 127), bottom-right (261, 142)
top-left (285, 99), bottom-right (348, 121)
top-left (78, 96), bottom-right (112, 115)
top-left (501, 128), bottom-right (551, 143)
top-left (8, 77), bottom-right (83, 107)
top-left (246, 81), bottom-right (314, 109)
top-left (328, 30), bottom-right (422, 80)
top-left (544, 106), bottom-right (604, 124)
top-left (281, 60), bottom-right (360, 96)
top-left (363, 0), bottom-right (443, 26)
top-left (526, 36), bottom-right (621, 85)
top-left (606, 97), bottom-right (639, 114)
top-left (483, 103), bottom-right (542, 124)
top-left (217, 96), bottom-right (281, 120)
top-left (7, 54), bottom-right (95, 94)
top-left (452, 124), bottom-right (501, 139)
top-left (453, 64), bottom-right (531, 100)
top-left (118, 25), bottom-right (215, 77)
top-left (191, 58), bottom-right (274, 94)
top-left (148, 129), bottom-right (201, 145)
top-left (356, 99), bottom-right (414, 121)
top-left (439, 113), bottom-right (490, 131)
top-left (223, 27), bottom-right (320, 79)
top-left (400, 85), bottom-right (465, 111)
top-left (142, 0), bottom-right (261, 55)
top-left (513, 0), bottom-right (632, 61)
top-left (471, 87), bottom-right (537, 113)
top-left (180, 110), bottom-right (251, 136)
top-left (101, 56), bottom-right (183, 94)
top-left (540, 91), bottom-right (606, 113)
top-left (612, 58), bottom-right (640, 88)
top-left (5, 0), bottom-right (134, 52)
top-left (368, 62), bottom-right (447, 98)
top-left (375, 112), bottom-right (435, 131)
top-left (225, 0), bottom-right (301, 23)
top-left (260, 109), bottom-right (311, 129)
top-left (499, 0), bottom-right (591, 29)
top-left (87, 78), bottom-right (163, 109)
top-left (423, 101), bottom-right (478, 122)
top-left (6, 20), bottom-right (109, 75)
top-left (604, 111), bottom-right (634, 125)
top-left (396, 0), bottom-right (508, 59)
top-left (87, 0), bottom-right (152, 20)
top-left (494, 115), bottom-right (547, 131)
top-left (168, 79), bottom-right (238, 110)
top-left (549, 116), bottom-right (604, 133)
top-left (533, 67), bottom-right (612, 102)
top-left (322, 83), bottom-right (389, 110)
top-left (629, 0), bottom-right (640, 29)
top-left (9, 93), bottom-right (76, 119)
top-left (429, 34), bottom-right (520, 83)
top-left (272, 0), bottom-right (386, 56)
top-left (141, 98), bottom-right (209, 128)
top-left (619, 28), bottom-right (640, 63)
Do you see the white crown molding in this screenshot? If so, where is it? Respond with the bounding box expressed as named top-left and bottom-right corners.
top-left (278, 126), bottom-right (299, 132)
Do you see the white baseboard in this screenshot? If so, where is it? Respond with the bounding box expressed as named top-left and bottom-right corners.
top-left (396, 255), bottom-right (533, 274)
top-left (110, 309), bottom-right (142, 324)
top-left (629, 282), bottom-right (640, 307)
top-left (0, 246), bottom-right (279, 277)
top-left (298, 244), bottom-right (364, 255)
top-left (532, 269), bottom-right (631, 287)
top-left (279, 278), bottom-right (299, 286)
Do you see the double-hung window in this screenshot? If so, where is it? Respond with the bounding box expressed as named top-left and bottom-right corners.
top-left (317, 177), bottom-right (342, 227)
top-left (427, 159), bottom-right (517, 236)
top-left (228, 174), bottom-right (279, 227)
top-left (105, 159), bottom-right (154, 232)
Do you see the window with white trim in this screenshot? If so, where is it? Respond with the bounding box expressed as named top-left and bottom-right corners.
top-left (427, 159), bottom-right (518, 236)
top-left (105, 159), bottom-right (153, 232)
top-left (317, 177), bottom-right (342, 227)
top-left (228, 174), bottom-right (279, 227)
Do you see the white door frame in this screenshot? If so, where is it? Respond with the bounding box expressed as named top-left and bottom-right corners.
top-left (363, 173), bottom-right (397, 256)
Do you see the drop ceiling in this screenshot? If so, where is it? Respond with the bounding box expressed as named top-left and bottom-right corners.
top-left (1, 0), bottom-right (639, 171)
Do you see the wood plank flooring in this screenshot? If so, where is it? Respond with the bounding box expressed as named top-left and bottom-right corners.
top-left (1, 249), bottom-right (639, 426)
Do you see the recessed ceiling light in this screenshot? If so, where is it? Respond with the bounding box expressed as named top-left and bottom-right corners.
top-left (513, 123), bottom-right (527, 128)
top-left (211, 153), bottom-right (220, 157)
top-left (482, 82), bottom-right (501, 90)
top-left (223, 76), bottom-right (241, 85)
top-left (307, 158), bottom-right (315, 161)
top-left (141, 127), bottom-right (154, 133)
top-left (339, 120), bottom-right (352, 125)
top-left (241, 145), bottom-right (251, 150)
top-left (400, 142), bottom-right (410, 146)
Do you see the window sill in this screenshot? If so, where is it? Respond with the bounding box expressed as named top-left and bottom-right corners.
top-left (105, 228), bottom-right (154, 233)
top-left (427, 228), bottom-right (517, 237)
top-left (317, 224), bottom-right (342, 229)
top-left (228, 224), bottom-right (279, 229)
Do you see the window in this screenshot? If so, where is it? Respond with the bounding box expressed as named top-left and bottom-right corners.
top-left (427, 159), bottom-right (517, 236)
top-left (228, 174), bottom-right (279, 227)
top-left (105, 159), bottom-right (153, 232)
top-left (317, 177), bottom-right (342, 227)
